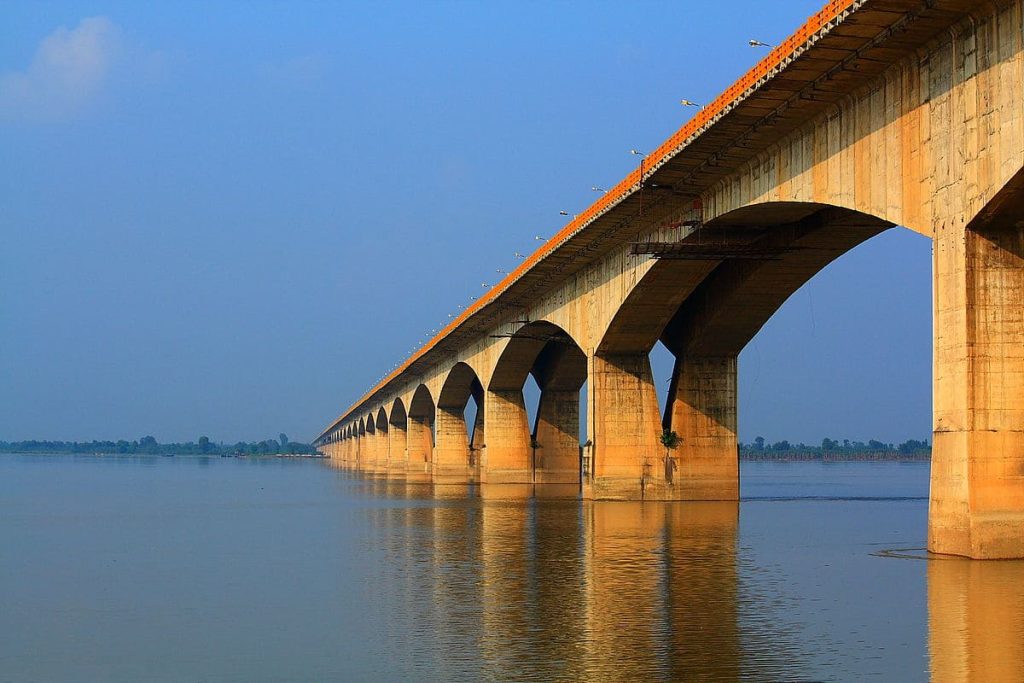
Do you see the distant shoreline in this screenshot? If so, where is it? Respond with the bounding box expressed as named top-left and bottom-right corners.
top-left (740, 452), bottom-right (929, 462)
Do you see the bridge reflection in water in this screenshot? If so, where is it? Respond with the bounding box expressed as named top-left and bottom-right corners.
top-left (339, 473), bottom-right (1024, 681)
top-left (368, 479), bottom-right (787, 681)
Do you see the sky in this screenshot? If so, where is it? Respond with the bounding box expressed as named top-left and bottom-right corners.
top-left (0, 1), bottom-right (932, 446)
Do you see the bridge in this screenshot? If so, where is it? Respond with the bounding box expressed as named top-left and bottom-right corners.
top-left (315, 0), bottom-right (1024, 560)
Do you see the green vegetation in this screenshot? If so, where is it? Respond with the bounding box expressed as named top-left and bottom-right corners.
top-left (740, 436), bottom-right (930, 460)
top-left (660, 429), bottom-right (681, 450)
top-left (0, 434), bottom-right (319, 456)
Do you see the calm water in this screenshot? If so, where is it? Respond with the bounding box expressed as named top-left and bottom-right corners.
top-left (2, 455), bottom-right (1022, 682)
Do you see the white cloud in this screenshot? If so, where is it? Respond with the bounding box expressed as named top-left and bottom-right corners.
top-left (0, 17), bottom-right (121, 122)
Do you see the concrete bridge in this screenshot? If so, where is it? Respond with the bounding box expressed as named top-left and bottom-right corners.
top-left (315, 0), bottom-right (1024, 559)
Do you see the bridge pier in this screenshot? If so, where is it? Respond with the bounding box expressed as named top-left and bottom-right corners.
top-left (406, 414), bottom-right (433, 482)
top-left (587, 353), bottom-right (662, 500)
top-left (930, 212), bottom-right (1024, 559)
top-left (388, 422), bottom-right (407, 479)
top-left (664, 355), bottom-right (739, 501)
top-left (368, 428), bottom-right (385, 475)
top-left (587, 352), bottom-right (739, 501)
top-left (433, 407), bottom-right (472, 484)
top-left (481, 389), bottom-right (532, 484)
top-left (533, 388), bottom-right (582, 484)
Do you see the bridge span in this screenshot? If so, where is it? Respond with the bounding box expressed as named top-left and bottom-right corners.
top-left (315, 0), bottom-right (1024, 559)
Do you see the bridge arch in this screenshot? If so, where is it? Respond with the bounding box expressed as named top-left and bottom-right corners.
top-left (435, 362), bottom-right (484, 483)
top-left (591, 201), bottom-right (896, 499)
top-left (407, 384), bottom-right (436, 478)
top-left (486, 321), bottom-right (587, 484)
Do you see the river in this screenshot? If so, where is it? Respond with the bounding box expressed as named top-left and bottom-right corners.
top-left (1, 454), bottom-right (1021, 682)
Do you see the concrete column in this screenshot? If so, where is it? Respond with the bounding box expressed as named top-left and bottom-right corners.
top-left (363, 432), bottom-right (377, 474)
top-left (930, 219), bottom-right (1024, 559)
top-left (587, 353), bottom-right (662, 500)
top-left (481, 389), bottom-right (532, 484)
top-left (388, 423), bottom-right (407, 479)
top-left (376, 429), bottom-right (390, 476)
top-left (663, 355), bottom-right (739, 500)
top-left (433, 407), bottom-right (470, 484)
top-left (534, 389), bottom-right (581, 484)
top-left (406, 415), bottom-right (433, 482)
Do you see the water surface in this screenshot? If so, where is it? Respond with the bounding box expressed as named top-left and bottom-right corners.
top-left (1, 455), bottom-right (1022, 682)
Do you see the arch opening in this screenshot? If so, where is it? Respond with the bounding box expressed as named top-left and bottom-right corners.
top-left (487, 321), bottom-right (588, 485)
top-left (407, 384), bottom-right (436, 480)
top-left (436, 363), bottom-right (484, 483)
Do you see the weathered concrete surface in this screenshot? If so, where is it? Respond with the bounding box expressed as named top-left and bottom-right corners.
top-left (317, 1), bottom-right (1024, 557)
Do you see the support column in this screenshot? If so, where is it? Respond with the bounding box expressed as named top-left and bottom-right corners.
top-left (433, 407), bottom-right (470, 484)
top-left (388, 423), bottom-right (407, 479)
top-left (587, 353), bottom-right (663, 500)
top-left (407, 415), bottom-right (433, 482)
top-left (363, 431), bottom-right (379, 474)
top-left (481, 390), bottom-right (532, 484)
top-left (376, 429), bottom-right (390, 476)
top-left (930, 218), bottom-right (1024, 559)
top-left (534, 389), bottom-right (582, 484)
top-left (662, 355), bottom-right (739, 500)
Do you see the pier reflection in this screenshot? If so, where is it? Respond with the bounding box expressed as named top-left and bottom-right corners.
top-left (928, 555), bottom-right (1024, 683)
top-left (384, 481), bottom-right (745, 681)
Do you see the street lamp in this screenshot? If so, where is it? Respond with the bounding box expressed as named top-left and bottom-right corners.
top-left (749, 39), bottom-right (774, 48)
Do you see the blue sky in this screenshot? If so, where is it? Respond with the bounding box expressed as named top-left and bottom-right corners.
top-left (0, 2), bottom-right (931, 445)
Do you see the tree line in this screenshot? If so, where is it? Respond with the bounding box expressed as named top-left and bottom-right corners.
top-left (0, 433), bottom-right (318, 456)
top-left (740, 436), bottom-right (930, 459)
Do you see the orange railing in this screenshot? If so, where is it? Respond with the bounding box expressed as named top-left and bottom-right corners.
top-left (321, 0), bottom-right (859, 438)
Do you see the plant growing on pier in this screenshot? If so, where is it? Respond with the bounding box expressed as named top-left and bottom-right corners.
top-left (661, 430), bottom-right (681, 484)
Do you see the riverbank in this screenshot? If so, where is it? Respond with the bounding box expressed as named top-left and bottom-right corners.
top-left (740, 451), bottom-right (929, 462)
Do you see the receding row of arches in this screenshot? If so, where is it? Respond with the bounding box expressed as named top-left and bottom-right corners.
top-left (321, 202), bottom-right (913, 496)
top-left (324, 319), bottom-right (591, 486)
